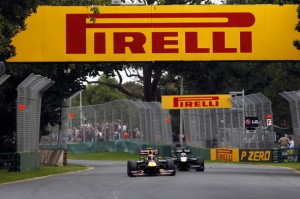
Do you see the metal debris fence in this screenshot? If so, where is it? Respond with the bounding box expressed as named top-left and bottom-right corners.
top-left (42, 93), bottom-right (275, 149)
top-left (0, 61), bottom-right (10, 85)
top-left (183, 93), bottom-right (275, 149)
top-left (17, 74), bottom-right (54, 152)
top-left (280, 91), bottom-right (300, 146)
top-left (47, 100), bottom-right (173, 146)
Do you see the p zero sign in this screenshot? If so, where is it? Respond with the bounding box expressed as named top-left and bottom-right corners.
top-left (240, 149), bottom-right (272, 162)
top-left (8, 5), bottom-right (300, 62)
top-left (161, 94), bottom-right (231, 109)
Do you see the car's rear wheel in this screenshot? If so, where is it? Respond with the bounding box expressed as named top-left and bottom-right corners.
top-left (166, 159), bottom-right (176, 176)
top-left (127, 160), bottom-right (137, 177)
top-left (195, 157), bottom-right (204, 172)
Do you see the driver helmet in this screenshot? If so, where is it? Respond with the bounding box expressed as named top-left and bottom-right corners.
top-left (181, 153), bottom-right (187, 157)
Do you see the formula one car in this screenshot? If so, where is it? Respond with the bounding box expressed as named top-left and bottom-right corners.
top-left (127, 148), bottom-right (176, 177)
top-left (172, 147), bottom-right (204, 172)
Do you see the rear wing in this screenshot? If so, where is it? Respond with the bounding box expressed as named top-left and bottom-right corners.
top-left (175, 147), bottom-right (191, 154)
top-left (140, 148), bottom-right (159, 155)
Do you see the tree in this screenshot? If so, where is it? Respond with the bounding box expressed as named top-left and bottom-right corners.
top-left (72, 75), bottom-right (142, 106)
top-left (0, 0), bottom-right (37, 152)
top-left (292, 1), bottom-right (300, 49)
top-left (86, 62), bottom-right (170, 102)
top-left (264, 62), bottom-right (300, 126)
top-left (0, 0), bottom-right (38, 61)
top-left (83, 0), bottom-right (215, 102)
top-left (163, 0), bottom-right (208, 5)
top-left (0, 0), bottom-right (120, 152)
top-left (0, 62), bottom-right (90, 152)
top-left (38, 0), bottom-right (108, 6)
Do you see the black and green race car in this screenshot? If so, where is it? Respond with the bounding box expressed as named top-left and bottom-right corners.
top-left (172, 147), bottom-right (205, 172)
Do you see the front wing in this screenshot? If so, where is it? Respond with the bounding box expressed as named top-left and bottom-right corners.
top-left (129, 169), bottom-right (175, 176)
top-left (174, 158), bottom-right (204, 170)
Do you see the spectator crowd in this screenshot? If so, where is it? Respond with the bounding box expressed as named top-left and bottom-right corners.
top-left (40, 121), bottom-right (142, 144)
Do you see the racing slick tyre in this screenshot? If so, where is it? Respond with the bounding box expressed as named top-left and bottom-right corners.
top-left (195, 157), bottom-right (205, 172)
top-left (166, 159), bottom-right (176, 176)
top-left (127, 160), bottom-right (137, 177)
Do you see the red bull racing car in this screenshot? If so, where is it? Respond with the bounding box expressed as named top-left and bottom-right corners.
top-left (127, 148), bottom-right (176, 177)
top-left (172, 147), bottom-right (205, 172)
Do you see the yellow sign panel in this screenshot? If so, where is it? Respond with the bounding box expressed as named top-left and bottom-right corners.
top-left (210, 148), bottom-right (239, 162)
top-left (8, 5), bottom-right (300, 62)
top-left (161, 94), bottom-right (231, 109)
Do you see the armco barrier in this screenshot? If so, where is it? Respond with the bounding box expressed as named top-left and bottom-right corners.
top-left (271, 148), bottom-right (299, 163)
top-left (185, 146), bottom-right (210, 160)
top-left (0, 153), bottom-right (14, 169)
top-left (9, 152), bottom-right (40, 172)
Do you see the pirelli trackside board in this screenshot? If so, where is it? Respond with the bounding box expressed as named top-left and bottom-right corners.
top-left (9, 5), bottom-right (300, 62)
top-left (161, 94), bottom-right (231, 109)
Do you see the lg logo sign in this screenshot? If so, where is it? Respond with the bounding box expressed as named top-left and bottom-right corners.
top-left (244, 117), bottom-right (259, 128)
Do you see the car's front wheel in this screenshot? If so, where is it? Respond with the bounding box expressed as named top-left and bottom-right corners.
top-left (127, 160), bottom-right (137, 177)
top-left (195, 157), bottom-right (204, 172)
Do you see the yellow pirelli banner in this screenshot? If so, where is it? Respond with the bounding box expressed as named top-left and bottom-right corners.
top-left (161, 94), bottom-right (231, 109)
top-left (8, 5), bottom-right (300, 62)
top-left (211, 148), bottom-right (240, 162)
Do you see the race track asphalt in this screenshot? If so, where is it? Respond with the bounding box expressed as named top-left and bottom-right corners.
top-left (0, 159), bottom-right (299, 199)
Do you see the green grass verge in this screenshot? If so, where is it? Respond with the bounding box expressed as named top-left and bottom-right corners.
top-left (0, 164), bottom-right (87, 184)
top-left (205, 160), bottom-right (300, 172)
top-left (68, 152), bottom-right (141, 161)
top-left (256, 162), bottom-right (300, 172)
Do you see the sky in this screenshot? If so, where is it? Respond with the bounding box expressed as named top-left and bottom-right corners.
top-left (87, 70), bottom-right (137, 84)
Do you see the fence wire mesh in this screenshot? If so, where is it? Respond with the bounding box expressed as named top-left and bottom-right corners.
top-left (0, 74), bottom-right (10, 85)
top-left (43, 100), bottom-right (173, 145)
top-left (280, 91), bottom-right (300, 146)
top-left (41, 93), bottom-right (275, 149)
top-left (0, 62), bottom-right (5, 76)
top-left (0, 62), bottom-right (10, 85)
top-left (17, 74), bottom-right (54, 152)
top-left (183, 93), bottom-right (275, 149)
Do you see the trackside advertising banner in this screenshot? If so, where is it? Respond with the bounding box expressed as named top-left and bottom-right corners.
top-left (239, 149), bottom-right (272, 162)
top-left (161, 94), bottom-right (231, 109)
top-left (210, 148), bottom-right (239, 162)
top-left (210, 148), bottom-right (272, 162)
top-left (8, 5), bottom-right (300, 62)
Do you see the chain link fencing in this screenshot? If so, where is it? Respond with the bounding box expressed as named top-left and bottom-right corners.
top-left (40, 93), bottom-right (275, 149)
top-left (182, 93), bottom-right (275, 149)
top-left (41, 100), bottom-right (173, 146)
top-left (280, 91), bottom-right (300, 147)
top-left (17, 74), bottom-right (54, 152)
top-left (0, 61), bottom-right (10, 85)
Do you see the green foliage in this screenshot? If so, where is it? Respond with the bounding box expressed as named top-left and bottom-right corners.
top-left (167, 62), bottom-right (300, 128)
top-left (225, 0), bottom-right (283, 4)
top-left (294, 5), bottom-right (300, 49)
top-left (0, 0), bottom-right (38, 60)
top-left (68, 152), bottom-right (141, 161)
top-left (0, 62), bottom-right (91, 152)
top-left (162, 0), bottom-right (205, 5)
top-left (0, 164), bottom-right (87, 184)
top-left (72, 76), bottom-right (129, 106)
top-left (123, 81), bottom-right (144, 98)
top-left (37, 0), bottom-right (108, 6)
